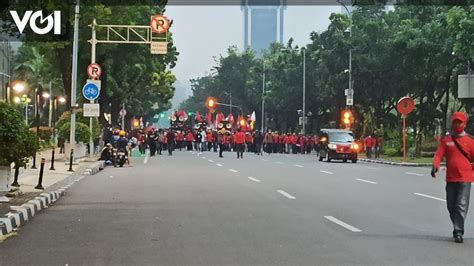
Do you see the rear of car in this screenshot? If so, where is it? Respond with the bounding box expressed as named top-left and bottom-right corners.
top-left (316, 129), bottom-right (359, 163)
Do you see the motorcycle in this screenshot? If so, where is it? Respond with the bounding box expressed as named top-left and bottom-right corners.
top-left (114, 148), bottom-right (128, 167)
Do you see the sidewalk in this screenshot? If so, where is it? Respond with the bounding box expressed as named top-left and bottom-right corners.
top-left (0, 148), bottom-right (99, 216)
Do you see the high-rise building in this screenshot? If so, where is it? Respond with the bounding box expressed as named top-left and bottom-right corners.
top-left (242, 0), bottom-right (286, 56)
top-left (0, 39), bottom-right (11, 102)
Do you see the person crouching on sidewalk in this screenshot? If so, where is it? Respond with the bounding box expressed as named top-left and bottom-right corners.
top-left (432, 112), bottom-right (474, 243)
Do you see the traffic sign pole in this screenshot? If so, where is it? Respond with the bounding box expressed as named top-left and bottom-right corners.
top-left (89, 20), bottom-right (97, 159)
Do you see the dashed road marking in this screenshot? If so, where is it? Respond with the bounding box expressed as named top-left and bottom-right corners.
top-left (261, 159), bottom-right (268, 162)
top-left (143, 150), bottom-right (150, 164)
top-left (320, 170), bottom-right (334, 175)
top-left (414, 193), bottom-right (446, 202)
top-left (324, 216), bottom-right (362, 232)
top-left (248, 177), bottom-right (261, 183)
top-left (277, 190), bottom-right (296, 200)
top-left (294, 164), bottom-right (304, 168)
top-left (356, 178), bottom-right (377, 185)
top-left (276, 161), bottom-right (284, 164)
top-left (406, 172), bottom-right (424, 177)
top-left (202, 157), bottom-right (207, 160)
top-left (216, 164), bottom-right (223, 167)
top-left (229, 169), bottom-right (238, 173)
top-left (208, 159), bottom-right (214, 163)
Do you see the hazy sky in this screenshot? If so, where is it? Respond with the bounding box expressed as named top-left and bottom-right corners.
top-left (165, 5), bottom-right (341, 100)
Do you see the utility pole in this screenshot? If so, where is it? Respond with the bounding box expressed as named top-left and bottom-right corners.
top-left (302, 48), bottom-right (306, 135)
top-left (69, 0), bottom-right (80, 171)
top-left (261, 61), bottom-right (265, 132)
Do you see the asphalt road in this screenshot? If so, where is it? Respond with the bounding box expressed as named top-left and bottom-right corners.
top-left (1, 149), bottom-right (473, 266)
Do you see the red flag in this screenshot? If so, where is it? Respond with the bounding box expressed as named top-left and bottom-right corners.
top-left (216, 112), bottom-right (224, 124)
top-left (195, 111), bottom-right (202, 123)
top-left (206, 112), bottom-right (212, 125)
top-left (226, 113), bottom-right (234, 125)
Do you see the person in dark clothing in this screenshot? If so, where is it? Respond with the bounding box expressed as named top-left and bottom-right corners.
top-left (148, 131), bottom-right (157, 156)
top-left (218, 130), bottom-right (226, 158)
top-left (254, 131), bottom-right (264, 156)
top-left (166, 130), bottom-right (176, 156)
top-left (99, 143), bottom-right (114, 165)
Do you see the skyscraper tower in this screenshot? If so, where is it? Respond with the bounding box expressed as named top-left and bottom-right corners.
top-left (242, 0), bottom-right (286, 55)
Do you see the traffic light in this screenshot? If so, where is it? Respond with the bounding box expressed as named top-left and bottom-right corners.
top-left (188, 111), bottom-right (194, 116)
top-left (206, 97), bottom-right (217, 110)
top-left (132, 119), bottom-right (140, 128)
top-left (342, 110), bottom-right (352, 128)
top-left (160, 112), bottom-right (165, 118)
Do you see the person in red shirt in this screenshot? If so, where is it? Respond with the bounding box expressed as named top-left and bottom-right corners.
top-left (185, 131), bottom-right (194, 151)
top-left (177, 131), bottom-right (184, 151)
top-left (207, 130), bottom-right (214, 152)
top-left (283, 134), bottom-right (290, 154)
top-left (432, 112), bottom-right (474, 243)
top-left (234, 128), bottom-right (246, 159)
top-left (245, 132), bottom-right (253, 152)
top-left (290, 133), bottom-right (298, 154)
top-left (364, 135), bottom-right (373, 159)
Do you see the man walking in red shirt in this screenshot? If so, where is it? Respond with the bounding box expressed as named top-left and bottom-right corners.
top-left (432, 112), bottom-right (474, 243)
top-left (364, 135), bottom-right (373, 159)
top-left (234, 128), bottom-right (246, 159)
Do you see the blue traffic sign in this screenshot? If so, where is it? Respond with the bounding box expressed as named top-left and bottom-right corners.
top-left (82, 82), bottom-right (100, 101)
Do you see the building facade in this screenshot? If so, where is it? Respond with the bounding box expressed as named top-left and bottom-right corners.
top-left (0, 39), bottom-right (11, 102)
top-left (242, 0), bottom-right (286, 56)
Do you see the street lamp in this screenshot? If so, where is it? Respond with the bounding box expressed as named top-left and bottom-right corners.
top-left (337, 0), bottom-right (354, 108)
top-left (31, 88), bottom-right (50, 169)
top-left (5, 81), bottom-right (25, 103)
top-left (14, 95), bottom-right (31, 125)
top-left (49, 96), bottom-right (66, 170)
top-left (280, 48), bottom-right (307, 134)
top-left (261, 60), bottom-right (266, 132)
top-left (223, 91), bottom-right (232, 115)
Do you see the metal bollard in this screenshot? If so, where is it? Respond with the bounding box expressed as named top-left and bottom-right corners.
top-left (31, 153), bottom-right (37, 169)
top-left (68, 149), bottom-right (74, 172)
top-left (11, 165), bottom-right (20, 187)
top-left (49, 148), bottom-right (56, 170)
top-left (35, 158), bottom-right (46, 190)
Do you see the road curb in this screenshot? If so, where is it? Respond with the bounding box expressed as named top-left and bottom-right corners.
top-left (0, 176), bottom-right (85, 240)
top-left (359, 158), bottom-right (432, 167)
top-left (83, 160), bottom-right (106, 176)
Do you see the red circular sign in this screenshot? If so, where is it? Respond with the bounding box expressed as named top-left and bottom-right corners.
top-left (150, 15), bottom-right (170, 34)
top-left (396, 97), bottom-right (415, 115)
top-left (87, 63), bottom-right (102, 79)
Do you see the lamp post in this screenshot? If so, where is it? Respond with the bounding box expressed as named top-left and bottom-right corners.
top-left (261, 60), bottom-right (266, 132)
top-left (223, 91), bottom-right (232, 115)
top-left (338, 0), bottom-right (353, 108)
top-left (302, 47), bottom-right (306, 135)
top-left (280, 48), bottom-right (307, 134)
top-left (50, 96), bottom-right (66, 170)
top-left (31, 89), bottom-right (50, 169)
top-left (14, 95), bottom-right (31, 125)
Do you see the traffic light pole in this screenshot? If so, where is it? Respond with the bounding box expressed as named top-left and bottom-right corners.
top-left (215, 102), bottom-right (243, 116)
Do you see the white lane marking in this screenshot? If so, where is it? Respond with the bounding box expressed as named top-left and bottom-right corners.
top-left (216, 163), bottom-right (223, 167)
top-left (248, 177), bottom-right (261, 183)
top-left (406, 172), bottom-right (424, 177)
top-left (192, 152), bottom-right (195, 154)
top-left (109, 176), bottom-right (114, 179)
top-left (294, 164), bottom-right (304, 168)
top-left (366, 167), bottom-right (379, 170)
top-left (320, 170), bottom-right (334, 175)
top-left (229, 169), bottom-right (238, 173)
top-left (277, 190), bottom-right (296, 200)
top-left (261, 159), bottom-right (268, 162)
top-left (356, 178), bottom-right (377, 185)
top-left (276, 161), bottom-right (284, 164)
top-left (143, 150), bottom-right (150, 164)
top-left (202, 157), bottom-right (207, 159)
top-left (414, 193), bottom-right (446, 202)
top-left (208, 159), bottom-right (214, 163)
top-left (324, 216), bottom-right (362, 232)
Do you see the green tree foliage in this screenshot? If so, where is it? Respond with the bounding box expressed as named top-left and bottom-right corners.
top-left (0, 102), bottom-right (38, 166)
top-left (56, 109), bottom-right (100, 139)
top-left (6, 3), bottom-right (178, 129)
top-left (181, 5), bottom-right (472, 150)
